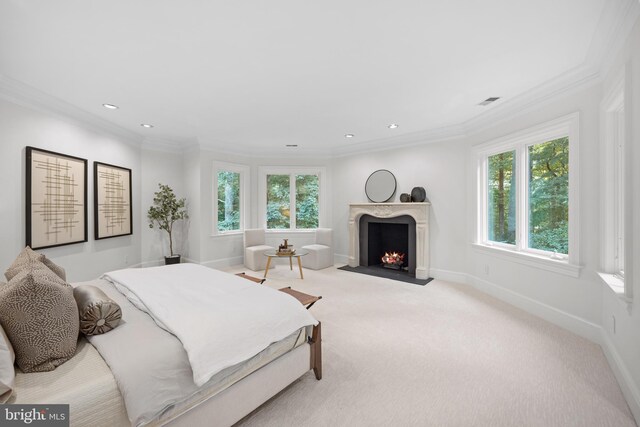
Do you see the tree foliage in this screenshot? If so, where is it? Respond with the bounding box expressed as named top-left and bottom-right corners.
top-left (295, 174), bottom-right (319, 229)
top-left (217, 171), bottom-right (240, 231)
top-left (528, 137), bottom-right (569, 253)
top-left (487, 137), bottom-right (569, 254)
top-left (266, 174), bottom-right (319, 229)
top-left (267, 174), bottom-right (291, 229)
top-left (488, 151), bottom-right (516, 244)
top-left (147, 183), bottom-right (188, 256)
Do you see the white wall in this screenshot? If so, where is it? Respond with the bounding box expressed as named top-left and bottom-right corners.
top-left (600, 17), bottom-right (640, 421)
top-left (0, 98), bottom-right (142, 281)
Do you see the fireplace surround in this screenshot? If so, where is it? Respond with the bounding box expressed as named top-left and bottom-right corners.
top-left (348, 203), bottom-right (430, 279)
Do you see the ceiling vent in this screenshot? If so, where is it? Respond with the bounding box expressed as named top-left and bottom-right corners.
top-left (478, 97), bottom-right (500, 106)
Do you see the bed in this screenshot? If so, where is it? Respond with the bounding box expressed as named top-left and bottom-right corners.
top-left (7, 263), bottom-right (322, 427)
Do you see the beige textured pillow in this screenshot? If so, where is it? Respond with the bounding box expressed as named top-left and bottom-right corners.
top-left (5, 246), bottom-right (66, 282)
top-left (0, 261), bottom-right (78, 373)
top-left (0, 320), bottom-right (15, 403)
top-left (73, 285), bottom-right (122, 336)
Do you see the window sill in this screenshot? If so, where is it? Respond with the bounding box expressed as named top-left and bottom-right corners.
top-left (597, 272), bottom-right (632, 303)
top-left (472, 243), bottom-right (582, 278)
top-left (265, 229), bottom-right (316, 234)
top-left (210, 231), bottom-right (244, 238)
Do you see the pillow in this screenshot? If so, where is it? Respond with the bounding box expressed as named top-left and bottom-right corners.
top-left (5, 246), bottom-right (66, 282)
top-left (73, 285), bottom-right (122, 336)
top-left (0, 321), bottom-right (15, 403)
top-left (0, 261), bottom-right (78, 373)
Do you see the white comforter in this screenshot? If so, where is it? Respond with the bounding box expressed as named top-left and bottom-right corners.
top-left (103, 263), bottom-right (317, 386)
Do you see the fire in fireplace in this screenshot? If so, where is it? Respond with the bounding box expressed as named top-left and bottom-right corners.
top-left (381, 251), bottom-right (405, 270)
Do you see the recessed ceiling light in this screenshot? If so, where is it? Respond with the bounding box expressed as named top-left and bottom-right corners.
top-left (140, 123), bottom-right (154, 128)
top-left (285, 144), bottom-right (298, 147)
top-left (387, 124), bottom-right (399, 129)
top-left (102, 103), bottom-right (119, 110)
top-left (478, 97), bottom-right (500, 106)
top-left (344, 134), bottom-right (354, 138)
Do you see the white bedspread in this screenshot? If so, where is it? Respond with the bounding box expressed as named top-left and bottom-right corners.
top-left (103, 264), bottom-right (317, 386)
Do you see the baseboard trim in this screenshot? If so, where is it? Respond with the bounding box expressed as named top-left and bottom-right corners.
top-left (334, 253), bottom-right (349, 265)
top-left (465, 274), bottom-right (601, 342)
top-left (461, 272), bottom-right (638, 424)
top-left (135, 260), bottom-right (164, 268)
top-left (200, 256), bottom-right (244, 269)
top-left (429, 268), bottom-right (469, 284)
top-left (600, 331), bottom-right (640, 423)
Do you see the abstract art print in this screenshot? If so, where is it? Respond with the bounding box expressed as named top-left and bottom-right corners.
top-left (26, 146), bottom-right (88, 249)
top-left (94, 162), bottom-right (132, 239)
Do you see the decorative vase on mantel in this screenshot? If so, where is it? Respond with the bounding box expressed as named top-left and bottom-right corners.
top-left (411, 187), bottom-right (426, 202)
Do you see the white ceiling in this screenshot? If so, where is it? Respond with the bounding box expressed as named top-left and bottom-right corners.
top-left (0, 0), bottom-right (620, 155)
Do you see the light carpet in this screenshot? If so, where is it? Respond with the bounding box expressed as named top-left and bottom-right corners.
top-left (225, 265), bottom-right (635, 427)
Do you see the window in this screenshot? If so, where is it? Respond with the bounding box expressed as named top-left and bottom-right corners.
top-left (476, 114), bottom-right (579, 275)
top-left (487, 150), bottom-right (516, 245)
top-left (259, 167), bottom-right (325, 231)
top-left (213, 162), bottom-right (249, 234)
top-left (599, 72), bottom-right (630, 300)
top-left (528, 137), bottom-right (569, 254)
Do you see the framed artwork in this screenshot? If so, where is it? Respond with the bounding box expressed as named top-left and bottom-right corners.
top-left (94, 162), bottom-right (132, 240)
top-left (26, 146), bottom-right (88, 249)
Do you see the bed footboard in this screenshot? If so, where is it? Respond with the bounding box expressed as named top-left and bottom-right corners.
top-left (309, 322), bottom-right (322, 380)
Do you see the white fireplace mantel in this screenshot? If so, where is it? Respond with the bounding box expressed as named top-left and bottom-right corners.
top-left (348, 203), bottom-right (431, 279)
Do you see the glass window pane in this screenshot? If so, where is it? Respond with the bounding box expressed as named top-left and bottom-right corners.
top-left (217, 171), bottom-right (240, 231)
top-left (267, 174), bottom-right (290, 229)
top-left (528, 137), bottom-right (569, 254)
top-left (488, 150), bottom-right (516, 244)
top-left (295, 175), bottom-right (319, 229)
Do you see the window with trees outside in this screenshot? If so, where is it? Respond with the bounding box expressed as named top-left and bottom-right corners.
top-left (213, 162), bottom-right (249, 234)
top-left (477, 114), bottom-right (579, 275)
top-left (260, 167), bottom-right (325, 231)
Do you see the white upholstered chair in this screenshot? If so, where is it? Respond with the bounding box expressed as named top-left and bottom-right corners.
top-left (301, 228), bottom-right (333, 270)
top-left (244, 229), bottom-right (274, 271)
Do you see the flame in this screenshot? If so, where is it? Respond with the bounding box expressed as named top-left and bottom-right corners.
top-left (381, 251), bottom-right (405, 265)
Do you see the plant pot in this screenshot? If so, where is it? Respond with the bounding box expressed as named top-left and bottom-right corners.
top-left (165, 255), bottom-right (181, 265)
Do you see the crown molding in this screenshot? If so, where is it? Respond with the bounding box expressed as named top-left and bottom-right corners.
top-left (461, 64), bottom-right (601, 136)
top-left (0, 74), bottom-right (143, 147)
top-left (331, 123), bottom-right (466, 157)
top-left (196, 138), bottom-right (333, 160)
top-left (141, 137), bottom-right (185, 154)
top-left (586, 0), bottom-right (640, 77)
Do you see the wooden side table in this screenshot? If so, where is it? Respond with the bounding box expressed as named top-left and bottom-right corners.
top-left (263, 250), bottom-right (309, 279)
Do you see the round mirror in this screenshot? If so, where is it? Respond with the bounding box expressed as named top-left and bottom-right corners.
top-left (365, 169), bottom-right (397, 203)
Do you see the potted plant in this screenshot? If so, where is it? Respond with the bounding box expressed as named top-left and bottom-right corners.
top-left (147, 183), bottom-right (189, 265)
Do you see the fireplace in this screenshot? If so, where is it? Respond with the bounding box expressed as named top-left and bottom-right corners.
top-left (359, 214), bottom-right (416, 276)
top-left (348, 203), bottom-right (430, 280)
